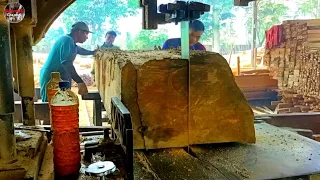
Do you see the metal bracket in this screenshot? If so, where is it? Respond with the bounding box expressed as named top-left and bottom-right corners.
top-left (141, 0), bottom-right (210, 29)
top-left (234, 0), bottom-right (256, 6)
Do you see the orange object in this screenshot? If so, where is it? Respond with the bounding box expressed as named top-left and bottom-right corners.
top-left (46, 72), bottom-right (62, 105)
top-left (51, 81), bottom-right (80, 177)
top-left (46, 72), bottom-right (62, 130)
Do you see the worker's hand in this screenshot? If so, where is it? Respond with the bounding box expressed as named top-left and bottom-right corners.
top-left (78, 83), bottom-right (88, 96)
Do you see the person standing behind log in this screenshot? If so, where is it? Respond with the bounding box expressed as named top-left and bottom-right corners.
top-left (162, 20), bottom-right (206, 51)
top-left (40, 21), bottom-right (96, 102)
top-left (91, 30), bottom-right (120, 84)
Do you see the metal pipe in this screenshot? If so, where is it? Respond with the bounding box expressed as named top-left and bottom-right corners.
top-left (0, 13), bottom-right (17, 161)
top-left (251, 0), bottom-right (257, 69)
top-left (13, 25), bottom-right (35, 126)
top-left (10, 27), bottom-right (18, 93)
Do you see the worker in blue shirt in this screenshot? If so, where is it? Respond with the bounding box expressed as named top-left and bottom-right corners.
top-left (162, 20), bottom-right (206, 51)
top-left (39, 21), bottom-right (96, 102)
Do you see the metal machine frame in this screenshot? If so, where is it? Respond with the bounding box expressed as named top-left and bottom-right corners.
top-left (110, 97), bottom-right (134, 180)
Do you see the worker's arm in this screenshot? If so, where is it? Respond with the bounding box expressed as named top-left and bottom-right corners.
top-left (59, 39), bottom-right (83, 84)
top-left (77, 46), bottom-right (96, 56)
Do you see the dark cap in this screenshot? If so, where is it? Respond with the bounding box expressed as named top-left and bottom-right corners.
top-left (59, 81), bottom-right (71, 89)
top-left (72, 21), bottom-right (93, 33)
top-left (190, 20), bottom-right (205, 32)
top-left (105, 30), bottom-right (117, 37)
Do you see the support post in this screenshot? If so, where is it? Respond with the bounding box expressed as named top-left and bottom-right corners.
top-left (251, 0), bottom-right (257, 69)
top-left (12, 25), bottom-right (36, 126)
top-left (0, 8), bottom-right (17, 162)
top-left (10, 28), bottom-right (19, 93)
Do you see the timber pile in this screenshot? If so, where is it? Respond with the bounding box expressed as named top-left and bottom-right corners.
top-left (94, 49), bottom-right (256, 149)
top-left (265, 19), bottom-right (320, 100)
top-left (271, 90), bottom-right (320, 114)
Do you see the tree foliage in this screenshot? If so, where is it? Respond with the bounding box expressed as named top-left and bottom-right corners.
top-left (126, 29), bottom-right (168, 50)
top-left (245, 0), bottom-right (288, 47)
top-left (59, 0), bottom-right (139, 48)
top-left (296, 0), bottom-right (320, 18)
top-left (197, 0), bottom-right (235, 42)
top-left (33, 27), bottom-right (65, 53)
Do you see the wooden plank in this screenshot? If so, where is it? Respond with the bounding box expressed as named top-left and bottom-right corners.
top-left (256, 113), bottom-right (320, 134)
top-left (307, 37), bottom-right (320, 42)
top-left (307, 42), bottom-right (320, 48)
top-left (308, 30), bottom-right (320, 34)
top-left (190, 123), bottom-right (320, 180)
top-left (307, 19), bottom-right (320, 27)
top-left (235, 74), bottom-right (278, 89)
top-left (242, 91), bottom-right (278, 101)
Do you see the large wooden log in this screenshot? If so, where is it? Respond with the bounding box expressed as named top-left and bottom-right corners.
top-left (94, 50), bottom-right (256, 149)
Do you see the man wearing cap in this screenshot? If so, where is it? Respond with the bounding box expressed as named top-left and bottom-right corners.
top-left (162, 20), bottom-right (206, 51)
top-left (39, 21), bottom-right (96, 102)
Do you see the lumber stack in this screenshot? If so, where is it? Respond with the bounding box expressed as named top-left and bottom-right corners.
top-left (94, 49), bottom-right (256, 149)
top-left (272, 90), bottom-right (320, 113)
top-left (265, 19), bottom-right (320, 101)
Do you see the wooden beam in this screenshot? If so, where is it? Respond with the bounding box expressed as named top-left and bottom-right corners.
top-left (33, 0), bottom-right (75, 45)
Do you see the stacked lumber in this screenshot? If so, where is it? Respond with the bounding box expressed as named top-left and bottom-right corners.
top-left (272, 90), bottom-right (320, 114)
top-left (265, 19), bottom-right (320, 100)
top-left (94, 49), bottom-right (256, 149)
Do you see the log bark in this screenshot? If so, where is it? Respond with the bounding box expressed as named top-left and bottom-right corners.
top-left (95, 50), bottom-right (256, 149)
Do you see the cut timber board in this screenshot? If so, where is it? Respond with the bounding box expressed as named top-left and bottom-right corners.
top-left (307, 42), bottom-right (320, 48)
top-left (235, 74), bottom-right (278, 90)
top-left (307, 19), bottom-right (320, 27)
top-left (308, 30), bottom-right (320, 34)
top-left (133, 123), bottom-right (320, 179)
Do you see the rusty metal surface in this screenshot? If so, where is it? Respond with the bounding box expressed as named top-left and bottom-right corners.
top-left (0, 19), bottom-right (14, 114)
top-left (190, 123), bottom-right (320, 179)
top-left (12, 26), bottom-right (36, 126)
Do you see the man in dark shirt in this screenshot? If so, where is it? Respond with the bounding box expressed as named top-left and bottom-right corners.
top-left (101, 30), bottom-right (120, 50)
top-left (39, 21), bottom-right (96, 102)
top-left (91, 31), bottom-right (120, 83)
top-left (162, 20), bottom-right (206, 51)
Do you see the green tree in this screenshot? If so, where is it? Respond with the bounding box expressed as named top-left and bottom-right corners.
top-left (296, 0), bottom-right (320, 18)
top-left (126, 29), bottom-right (168, 50)
top-left (59, 0), bottom-right (139, 48)
top-left (245, 0), bottom-right (288, 47)
top-left (196, 0), bottom-right (235, 53)
top-left (33, 27), bottom-right (65, 53)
